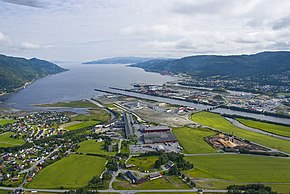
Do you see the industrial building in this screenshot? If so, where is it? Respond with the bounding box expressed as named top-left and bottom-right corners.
top-left (123, 112), bottom-right (134, 139)
top-left (143, 131), bottom-right (177, 144)
top-left (143, 126), bottom-right (170, 133)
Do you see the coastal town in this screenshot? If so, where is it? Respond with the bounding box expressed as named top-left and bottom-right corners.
top-left (0, 91), bottom-right (289, 193)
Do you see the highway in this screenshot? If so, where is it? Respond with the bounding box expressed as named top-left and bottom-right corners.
top-left (0, 186), bottom-right (228, 194)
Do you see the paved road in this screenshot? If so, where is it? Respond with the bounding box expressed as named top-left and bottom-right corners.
top-left (20, 146), bottom-right (61, 174)
top-left (87, 98), bottom-right (117, 120)
top-left (0, 186), bottom-right (228, 194)
top-left (227, 117), bottom-right (290, 141)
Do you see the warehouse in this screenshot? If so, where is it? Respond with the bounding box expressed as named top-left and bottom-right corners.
top-left (143, 125), bottom-right (170, 133)
top-left (143, 131), bottom-right (177, 144)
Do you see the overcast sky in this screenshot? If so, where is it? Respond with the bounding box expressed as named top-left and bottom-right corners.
top-left (1, 0), bottom-right (290, 61)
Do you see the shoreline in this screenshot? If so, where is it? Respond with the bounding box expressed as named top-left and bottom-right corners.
top-left (0, 69), bottom-right (69, 100)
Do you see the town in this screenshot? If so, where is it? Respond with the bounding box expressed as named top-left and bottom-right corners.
top-left (0, 93), bottom-right (289, 194)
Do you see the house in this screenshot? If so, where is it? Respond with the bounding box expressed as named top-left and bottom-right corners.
top-left (126, 171), bottom-right (138, 183)
top-left (125, 164), bottom-right (136, 168)
top-left (148, 172), bottom-right (162, 180)
top-left (165, 160), bottom-right (174, 169)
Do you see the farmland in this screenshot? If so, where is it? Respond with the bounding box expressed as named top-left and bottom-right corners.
top-left (183, 154), bottom-right (290, 191)
top-left (173, 127), bottom-right (217, 154)
top-left (26, 154), bottom-right (106, 189)
top-left (126, 156), bottom-right (159, 172)
top-left (0, 132), bottom-right (25, 147)
top-left (113, 175), bottom-right (190, 190)
top-left (0, 119), bottom-right (14, 126)
top-left (64, 121), bottom-right (98, 131)
top-left (191, 111), bottom-right (290, 154)
top-left (236, 118), bottom-right (290, 137)
top-left (77, 140), bottom-right (117, 156)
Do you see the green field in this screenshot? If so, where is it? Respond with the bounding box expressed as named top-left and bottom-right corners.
top-left (37, 100), bottom-right (98, 108)
top-left (27, 154), bottom-right (106, 189)
top-left (184, 154), bottom-right (290, 182)
top-left (0, 119), bottom-right (14, 126)
top-left (127, 156), bottom-right (159, 172)
top-left (191, 112), bottom-right (290, 154)
top-left (237, 118), bottom-right (290, 137)
top-left (173, 127), bottom-right (217, 154)
top-left (38, 100), bottom-right (111, 123)
top-left (77, 140), bottom-right (116, 156)
top-left (137, 193), bottom-right (198, 194)
top-left (113, 175), bottom-right (190, 190)
top-left (0, 132), bottom-right (25, 147)
top-left (64, 121), bottom-right (98, 131)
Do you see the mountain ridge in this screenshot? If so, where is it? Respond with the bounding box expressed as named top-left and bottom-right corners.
top-left (131, 51), bottom-right (290, 79)
top-left (83, 56), bottom-right (163, 64)
top-left (0, 54), bottom-right (67, 94)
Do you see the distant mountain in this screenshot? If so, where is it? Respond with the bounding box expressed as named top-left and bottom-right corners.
top-left (0, 54), bottom-right (67, 93)
top-left (82, 57), bottom-right (154, 64)
top-left (131, 51), bottom-right (290, 78)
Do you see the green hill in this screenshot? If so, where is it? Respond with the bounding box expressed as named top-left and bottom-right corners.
top-left (0, 54), bottom-right (67, 93)
top-left (132, 51), bottom-right (290, 81)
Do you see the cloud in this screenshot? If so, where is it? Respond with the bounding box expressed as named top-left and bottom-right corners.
top-left (121, 24), bottom-right (170, 36)
top-left (272, 16), bottom-right (290, 30)
top-left (0, 0), bottom-right (48, 8)
top-left (20, 42), bottom-right (53, 50)
top-left (0, 32), bottom-right (12, 46)
top-left (171, 0), bottom-right (260, 17)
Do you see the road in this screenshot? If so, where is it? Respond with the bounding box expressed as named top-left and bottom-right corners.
top-left (87, 98), bottom-right (116, 120)
top-left (114, 102), bottom-right (144, 122)
top-left (226, 117), bottom-right (290, 141)
top-left (20, 146), bottom-right (61, 174)
top-left (0, 186), bottom-right (228, 194)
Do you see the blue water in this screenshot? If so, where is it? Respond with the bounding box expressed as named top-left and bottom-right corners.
top-left (0, 63), bottom-right (176, 110)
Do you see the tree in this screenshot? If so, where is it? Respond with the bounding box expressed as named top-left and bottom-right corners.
top-left (154, 159), bottom-right (161, 169)
top-left (181, 174), bottom-right (185, 179)
top-left (168, 165), bottom-right (178, 175)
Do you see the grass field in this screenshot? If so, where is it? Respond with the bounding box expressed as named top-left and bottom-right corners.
top-left (0, 119), bottom-right (14, 126)
top-left (38, 100), bottom-right (111, 123)
top-left (113, 175), bottom-right (190, 190)
top-left (27, 154), bottom-right (106, 189)
top-left (137, 193), bottom-right (198, 194)
top-left (0, 132), bottom-right (25, 147)
top-left (173, 127), bottom-right (217, 154)
top-left (127, 156), bottom-right (159, 172)
top-left (37, 100), bottom-right (99, 108)
top-left (191, 111), bottom-right (290, 154)
top-left (77, 140), bottom-right (117, 156)
top-left (184, 154), bottom-right (290, 182)
top-left (237, 118), bottom-right (290, 137)
top-left (64, 121), bottom-right (98, 131)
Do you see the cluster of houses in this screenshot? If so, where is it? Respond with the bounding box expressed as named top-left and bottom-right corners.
top-left (1, 112), bottom-right (70, 141)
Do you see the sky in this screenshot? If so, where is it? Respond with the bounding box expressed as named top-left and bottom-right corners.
top-left (1, 0), bottom-right (290, 62)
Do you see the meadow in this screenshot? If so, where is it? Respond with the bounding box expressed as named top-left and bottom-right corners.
top-left (64, 121), bottom-right (98, 131)
top-left (77, 140), bottom-right (117, 156)
top-left (183, 154), bottom-right (290, 192)
top-left (27, 154), bottom-right (106, 189)
top-left (237, 118), bottom-right (290, 137)
top-left (113, 175), bottom-right (190, 190)
top-left (127, 156), bottom-right (159, 172)
top-left (191, 112), bottom-right (290, 154)
top-left (0, 119), bottom-right (14, 126)
top-left (173, 127), bottom-right (217, 154)
top-left (0, 132), bottom-right (25, 147)
top-left (184, 154), bottom-right (290, 182)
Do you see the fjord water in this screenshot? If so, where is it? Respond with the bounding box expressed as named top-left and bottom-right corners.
top-left (1, 63), bottom-right (290, 125)
top-left (0, 63), bottom-right (176, 110)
